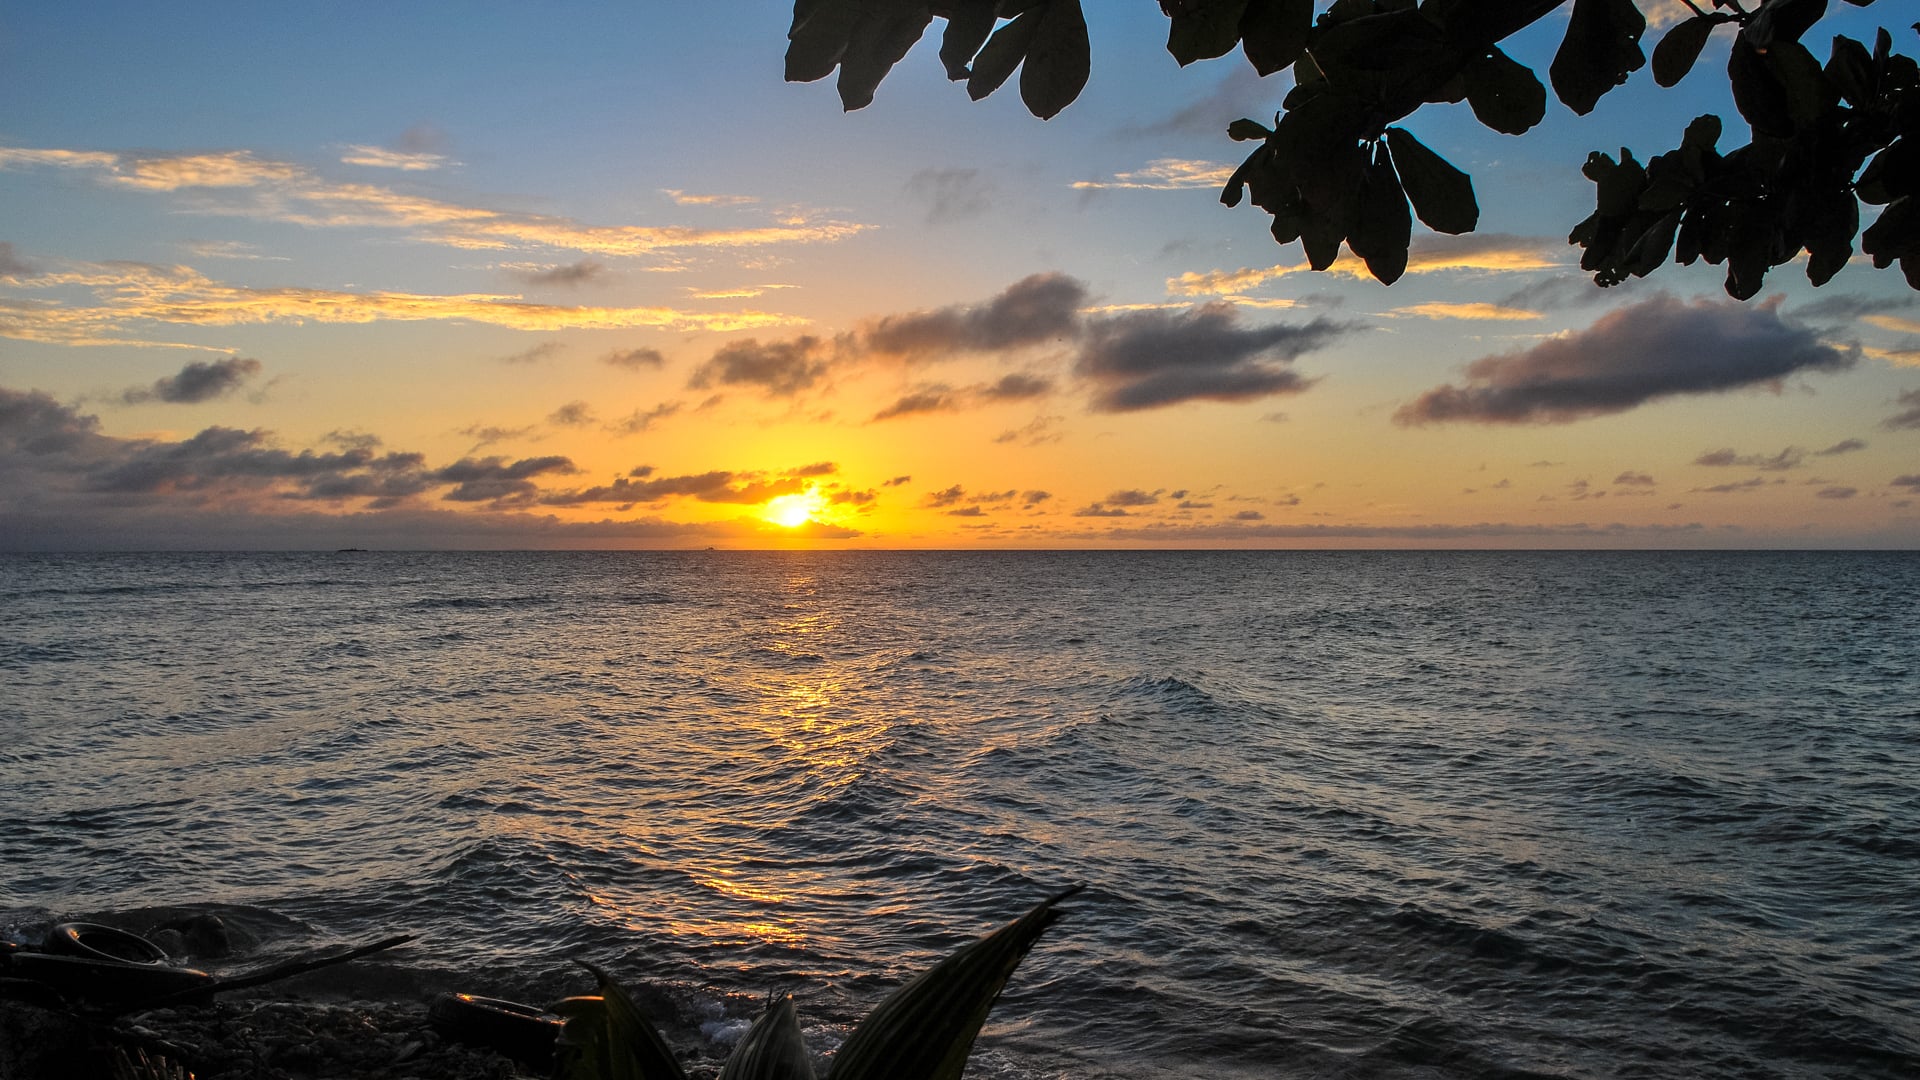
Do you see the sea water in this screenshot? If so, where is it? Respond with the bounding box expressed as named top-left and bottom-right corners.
top-left (1, 551), bottom-right (1915, 1078)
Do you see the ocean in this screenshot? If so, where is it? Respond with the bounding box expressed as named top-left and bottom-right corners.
top-left (1, 550), bottom-right (1915, 1078)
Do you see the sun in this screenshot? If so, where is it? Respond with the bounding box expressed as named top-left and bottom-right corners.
top-left (762, 490), bottom-right (825, 529)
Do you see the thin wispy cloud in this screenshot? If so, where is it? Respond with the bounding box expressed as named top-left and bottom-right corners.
top-left (1169, 234), bottom-right (1565, 297)
top-left (0, 144), bottom-right (864, 258)
top-left (1072, 158), bottom-right (1234, 191)
top-left (1884, 388), bottom-right (1920, 430)
top-left (607, 401), bottom-right (682, 435)
top-left (1390, 302), bottom-right (1545, 321)
top-left (906, 167), bottom-right (994, 224)
top-left (340, 145), bottom-right (453, 171)
top-left (0, 259), bottom-right (800, 347)
top-left (508, 260), bottom-right (607, 287)
top-left (661, 189), bottom-right (758, 207)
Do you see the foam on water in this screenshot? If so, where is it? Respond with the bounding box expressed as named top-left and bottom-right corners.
top-left (2, 550), bottom-right (1917, 1078)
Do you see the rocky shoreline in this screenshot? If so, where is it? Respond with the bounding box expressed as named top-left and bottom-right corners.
top-left (1, 982), bottom-right (740, 1080)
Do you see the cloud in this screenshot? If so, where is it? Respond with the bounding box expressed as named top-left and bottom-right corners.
top-left (1169, 234), bottom-right (1564, 297)
top-left (1072, 158), bottom-right (1235, 191)
top-left (1121, 64), bottom-right (1270, 138)
top-left (0, 242), bottom-right (35, 278)
top-left (0, 387), bottom-right (867, 545)
top-left (1232, 510), bottom-right (1265, 521)
top-left (340, 145), bottom-right (452, 171)
top-left (604, 346), bottom-right (666, 371)
top-left (982, 373), bottom-right (1053, 400)
top-left (662, 189), bottom-right (758, 207)
top-left (1073, 504), bottom-right (1131, 517)
top-left (1693, 476), bottom-right (1771, 494)
top-left (457, 423), bottom-right (535, 449)
top-left (1103, 489), bottom-right (1161, 507)
top-left (1022, 490), bottom-right (1051, 506)
top-left (1396, 295), bottom-right (1856, 425)
top-left (688, 336), bottom-right (830, 397)
top-left (1865, 314), bottom-right (1920, 335)
top-left (873, 373), bottom-right (1054, 423)
top-left (1693, 447), bottom-right (1805, 470)
top-left (607, 401), bottom-right (681, 435)
top-left (1815, 438), bottom-right (1867, 456)
top-left (873, 385), bottom-right (957, 422)
top-left (1816, 486), bottom-right (1858, 499)
top-left (922, 485), bottom-right (966, 508)
top-left (1791, 293), bottom-right (1918, 322)
top-left (994, 415), bottom-right (1064, 446)
top-left (0, 259), bottom-right (798, 347)
top-left (1891, 475), bottom-right (1920, 492)
top-left (1391, 302), bottom-right (1543, 321)
top-left (906, 168), bottom-right (994, 225)
top-left (511, 260), bottom-right (607, 287)
top-left (548, 401), bottom-right (595, 427)
top-left (0, 144), bottom-right (861, 259)
top-left (122, 356), bottom-right (262, 404)
top-left (862, 273), bottom-right (1086, 360)
top-left (538, 463), bottom-right (828, 508)
top-left (501, 341), bottom-right (565, 365)
top-left (1075, 304), bottom-right (1346, 411)
top-left (1884, 389), bottom-right (1920, 431)
top-left (1614, 471), bottom-right (1656, 486)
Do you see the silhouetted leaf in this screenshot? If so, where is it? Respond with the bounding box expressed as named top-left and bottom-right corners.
top-left (839, 5), bottom-right (935, 111)
top-left (967, 8), bottom-right (1041, 100)
top-left (1729, 33), bottom-right (1795, 136)
top-left (1228, 117), bottom-right (1273, 141)
top-left (1624, 208), bottom-right (1683, 278)
top-left (1462, 47), bottom-right (1546, 134)
top-left (1765, 40), bottom-right (1837, 130)
top-left (1549, 0), bottom-right (1646, 115)
top-left (716, 995), bottom-right (814, 1080)
top-left (1825, 34), bottom-right (1875, 106)
top-left (1863, 195), bottom-right (1919, 268)
top-left (1748, 0), bottom-right (1830, 51)
top-left (1349, 141), bottom-right (1412, 284)
top-left (1239, 0), bottom-right (1311, 76)
top-left (1652, 16), bottom-right (1718, 87)
top-left (1858, 139), bottom-right (1918, 205)
top-left (1021, 0), bottom-right (1089, 119)
top-left (1384, 126), bottom-right (1477, 234)
top-left (1800, 186), bottom-right (1860, 286)
top-left (939, 1), bottom-right (998, 80)
top-left (1167, 0), bottom-right (1251, 66)
top-left (786, 0), bottom-right (860, 83)
top-left (1299, 211), bottom-right (1345, 270)
top-left (829, 888), bottom-right (1082, 1080)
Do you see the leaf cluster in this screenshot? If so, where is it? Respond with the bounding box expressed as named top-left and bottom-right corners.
top-left (1573, 11), bottom-right (1920, 297)
top-left (786, 0), bottom-right (1917, 296)
top-left (554, 888), bottom-right (1080, 1080)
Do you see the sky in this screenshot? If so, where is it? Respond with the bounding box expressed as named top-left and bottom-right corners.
top-left (3, 2), bottom-right (1917, 550)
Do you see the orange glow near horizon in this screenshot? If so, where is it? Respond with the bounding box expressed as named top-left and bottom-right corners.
top-left (762, 490), bottom-right (827, 529)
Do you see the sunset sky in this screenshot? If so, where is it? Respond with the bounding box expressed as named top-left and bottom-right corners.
top-left (4, 2), bottom-right (1917, 549)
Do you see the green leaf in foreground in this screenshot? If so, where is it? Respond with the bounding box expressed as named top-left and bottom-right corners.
top-left (719, 994), bottom-right (816, 1080)
top-left (829, 886), bottom-right (1084, 1080)
top-left (567, 961), bottom-right (690, 1080)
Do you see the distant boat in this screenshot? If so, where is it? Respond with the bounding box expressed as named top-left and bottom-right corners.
top-left (335, 547), bottom-right (368, 553)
